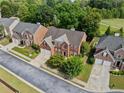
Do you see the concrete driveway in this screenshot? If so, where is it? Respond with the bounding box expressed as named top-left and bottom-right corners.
top-left (31, 49), bottom-right (51, 67)
top-left (86, 64), bottom-right (110, 92)
top-left (0, 50), bottom-right (89, 93)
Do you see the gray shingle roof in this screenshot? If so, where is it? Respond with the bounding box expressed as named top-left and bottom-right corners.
top-left (45, 27), bottom-right (85, 47)
top-left (13, 22), bottom-right (40, 34)
top-left (96, 36), bottom-right (124, 51)
top-left (0, 18), bottom-right (15, 27)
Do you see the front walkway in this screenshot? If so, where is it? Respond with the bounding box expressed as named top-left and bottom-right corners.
top-left (86, 64), bottom-right (110, 92)
top-left (30, 49), bottom-right (51, 67)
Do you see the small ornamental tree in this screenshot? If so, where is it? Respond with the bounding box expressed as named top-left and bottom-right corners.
top-left (60, 56), bottom-right (83, 79)
top-left (81, 42), bottom-right (90, 55)
top-left (46, 54), bottom-right (65, 68)
top-left (120, 27), bottom-right (124, 37)
top-left (31, 43), bottom-right (40, 53)
top-left (105, 26), bottom-right (111, 35)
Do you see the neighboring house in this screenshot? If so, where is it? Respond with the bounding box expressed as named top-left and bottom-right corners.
top-left (12, 22), bottom-right (48, 46)
top-left (0, 17), bottom-right (19, 36)
top-left (94, 36), bottom-right (124, 71)
top-left (40, 27), bottom-right (87, 56)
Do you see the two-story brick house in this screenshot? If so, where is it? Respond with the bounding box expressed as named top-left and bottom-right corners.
top-left (94, 36), bottom-right (124, 71)
top-left (40, 27), bottom-right (87, 56)
top-left (12, 22), bottom-right (48, 46)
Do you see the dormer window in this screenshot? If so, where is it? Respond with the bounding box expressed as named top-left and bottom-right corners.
top-left (103, 52), bottom-right (107, 57)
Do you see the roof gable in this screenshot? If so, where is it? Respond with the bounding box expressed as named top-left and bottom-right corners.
top-left (96, 36), bottom-right (124, 51)
top-left (13, 22), bottom-right (40, 34)
top-left (55, 34), bottom-right (69, 44)
top-left (0, 18), bottom-right (16, 27)
top-left (45, 27), bottom-right (85, 47)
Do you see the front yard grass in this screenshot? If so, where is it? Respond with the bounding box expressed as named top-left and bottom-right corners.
top-left (0, 37), bottom-right (10, 46)
top-left (109, 74), bottom-right (124, 89)
top-left (76, 63), bottom-right (93, 82)
top-left (0, 67), bottom-right (39, 93)
top-left (12, 47), bottom-right (39, 59)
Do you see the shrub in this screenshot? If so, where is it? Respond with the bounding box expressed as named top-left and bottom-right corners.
top-left (46, 54), bottom-right (65, 68)
top-left (87, 57), bottom-right (95, 64)
top-left (59, 56), bottom-right (83, 79)
top-left (31, 44), bottom-right (40, 52)
top-left (110, 70), bottom-right (124, 75)
top-left (81, 42), bottom-right (91, 56)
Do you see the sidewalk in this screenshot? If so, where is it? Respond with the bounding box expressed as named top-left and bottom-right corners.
top-left (30, 49), bottom-right (50, 68)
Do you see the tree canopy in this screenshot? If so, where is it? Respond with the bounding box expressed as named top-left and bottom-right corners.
top-left (60, 56), bottom-right (83, 79)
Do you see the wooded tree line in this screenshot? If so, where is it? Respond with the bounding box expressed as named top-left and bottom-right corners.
top-left (1, 0), bottom-right (124, 38)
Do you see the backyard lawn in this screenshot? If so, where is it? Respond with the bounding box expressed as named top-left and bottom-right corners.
top-left (12, 47), bottom-right (39, 59)
top-left (109, 74), bottom-right (124, 89)
top-left (76, 63), bottom-right (93, 82)
top-left (0, 67), bottom-right (39, 93)
top-left (0, 37), bottom-right (10, 46)
top-left (98, 19), bottom-right (124, 36)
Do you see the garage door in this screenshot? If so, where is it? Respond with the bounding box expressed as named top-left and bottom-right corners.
top-left (95, 59), bottom-right (103, 65)
top-left (103, 61), bottom-right (111, 66)
top-left (12, 38), bottom-right (20, 45)
top-left (41, 49), bottom-right (51, 55)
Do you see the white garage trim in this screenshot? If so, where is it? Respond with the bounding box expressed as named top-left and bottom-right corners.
top-left (103, 61), bottom-right (111, 66)
top-left (95, 58), bottom-right (103, 65)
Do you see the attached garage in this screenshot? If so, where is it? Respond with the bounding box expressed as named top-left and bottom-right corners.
top-left (12, 38), bottom-right (20, 45)
top-left (95, 59), bottom-right (103, 65)
top-left (41, 49), bottom-right (51, 56)
top-left (103, 61), bottom-right (111, 66)
top-left (95, 58), bottom-right (111, 67)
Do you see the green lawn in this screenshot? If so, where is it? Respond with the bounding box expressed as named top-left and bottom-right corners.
top-left (12, 47), bottom-right (39, 59)
top-left (0, 67), bottom-right (39, 93)
top-left (98, 19), bottom-right (124, 36)
top-left (109, 74), bottom-right (124, 89)
top-left (76, 63), bottom-right (93, 82)
top-left (0, 37), bottom-right (10, 46)
top-left (101, 19), bottom-right (124, 28)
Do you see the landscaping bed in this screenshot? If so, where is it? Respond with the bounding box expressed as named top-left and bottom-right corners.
top-left (12, 47), bottom-right (39, 59)
top-left (0, 67), bottom-right (39, 93)
top-left (109, 74), bottom-right (124, 89)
